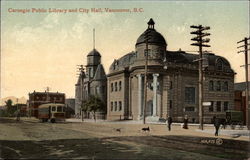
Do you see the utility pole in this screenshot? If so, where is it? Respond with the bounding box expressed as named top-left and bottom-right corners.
top-left (237, 37), bottom-right (250, 129)
top-left (77, 65), bottom-right (85, 120)
top-left (190, 25), bottom-right (211, 130)
top-left (143, 29), bottom-right (150, 124)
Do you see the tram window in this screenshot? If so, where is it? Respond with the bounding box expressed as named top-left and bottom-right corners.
top-left (57, 106), bottom-right (62, 112)
top-left (52, 106), bottom-right (56, 111)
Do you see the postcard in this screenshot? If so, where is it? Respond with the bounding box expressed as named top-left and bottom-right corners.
top-left (0, 0), bottom-right (249, 159)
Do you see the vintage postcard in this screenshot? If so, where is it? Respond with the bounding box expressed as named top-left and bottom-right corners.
top-left (0, 0), bottom-right (249, 159)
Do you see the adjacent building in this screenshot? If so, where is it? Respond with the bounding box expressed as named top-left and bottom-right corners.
top-left (107, 19), bottom-right (235, 122)
top-left (28, 91), bottom-right (65, 117)
top-left (75, 48), bottom-right (107, 116)
top-left (234, 82), bottom-right (250, 124)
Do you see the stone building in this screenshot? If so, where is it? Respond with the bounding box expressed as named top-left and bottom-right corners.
top-left (75, 49), bottom-right (107, 116)
top-left (107, 18), bottom-right (235, 123)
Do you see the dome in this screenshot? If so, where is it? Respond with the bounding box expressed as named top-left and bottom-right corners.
top-left (87, 49), bottom-right (101, 57)
top-left (136, 19), bottom-right (167, 46)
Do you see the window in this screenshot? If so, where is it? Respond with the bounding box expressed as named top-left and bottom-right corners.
top-left (144, 49), bottom-right (151, 57)
top-left (89, 68), bottom-right (93, 78)
top-left (222, 81), bottom-right (228, 92)
top-left (169, 100), bottom-right (172, 109)
top-left (57, 106), bottom-right (62, 112)
top-left (209, 101), bottom-right (214, 112)
top-left (216, 101), bottom-right (221, 112)
top-left (115, 82), bottom-right (117, 91)
top-left (224, 102), bottom-right (228, 111)
top-left (209, 80), bottom-right (214, 91)
top-left (111, 102), bottom-right (113, 111)
top-left (111, 83), bottom-right (113, 92)
top-left (185, 107), bottom-right (195, 112)
top-left (119, 81), bottom-right (122, 91)
top-left (115, 102), bottom-right (117, 111)
top-left (216, 60), bottom-right (223, 71)
top-left (170, 81), bottom-right (173, 90)
top-left (52, 106), bottom-right (56, 111)
top-left (216, 81), bottom-right (221, 91)
top-left (119, 101), bottom-right (122, 111)
top-left (185, 87), bottom-right (195, 104)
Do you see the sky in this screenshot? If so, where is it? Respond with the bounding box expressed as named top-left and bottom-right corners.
top-left (1, 0), bottom-right (249, 99)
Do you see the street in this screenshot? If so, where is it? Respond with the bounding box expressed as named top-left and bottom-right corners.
top-left (0, 117), bottom-right (249, 160)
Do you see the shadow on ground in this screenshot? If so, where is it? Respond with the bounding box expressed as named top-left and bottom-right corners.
top-left (1, 135), bottom-right (249, 160)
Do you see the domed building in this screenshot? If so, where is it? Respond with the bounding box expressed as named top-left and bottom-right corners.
top-left (107, 18), bottom-right (235, 122)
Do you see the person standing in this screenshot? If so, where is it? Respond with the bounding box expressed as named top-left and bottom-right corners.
top-left (167, 116), bottom-right (173, 131)
top-left (214, 117), bottom-right (221, 136)
top-left (183, 115), bottom-right (188, 129)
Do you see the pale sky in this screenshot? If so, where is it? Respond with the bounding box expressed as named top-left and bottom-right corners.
top-left (1, 0), bottom-right (249, 99)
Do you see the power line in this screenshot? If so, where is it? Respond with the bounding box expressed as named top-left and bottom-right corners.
top-left (237, 37), bottom-right (250, 129)
top-left (190, 25), bottom-right (211, 130)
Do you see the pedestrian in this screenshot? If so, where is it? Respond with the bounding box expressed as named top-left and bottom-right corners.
top-left (214, 117), bottom-right (221, 136)
top-left (183, 115), bottom-right (188, 129)
top-left (167, 116), bottom-right (173, 131)
top-left (16, 109), bottom-right (21, 122)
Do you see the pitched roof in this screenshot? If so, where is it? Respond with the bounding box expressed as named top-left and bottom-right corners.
top-left (93, 64), bottom-right (107, 81)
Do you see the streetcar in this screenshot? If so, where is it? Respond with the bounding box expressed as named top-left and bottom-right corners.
top-left (225, 110), bottom-right (244, 129)
top-left (38, 103), bottom-right (66, 123)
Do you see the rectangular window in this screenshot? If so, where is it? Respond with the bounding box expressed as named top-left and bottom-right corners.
top-left (57, 106), bottom-right (62, 112)
top-left (111, 102), bottom-right (113, 111)
top-left (169, 100), bottom-right (172, 109)
top-left (216, 81), bottom-right (221, 91)
top-left (115, 82), bottom-right (117, 91)
top-left (209, 80), bottom-right (214, 91)
top-left (185, 87), bottom-right (195, 104)
top-left (224, 102), bottom-right (228, 111)
top-left (111, 83), bottom-right (113, 92)
top-left (52, 106), bottom-right (56, 111)
top-left (115, 102), bottom-right (117, 111)
top-left (119, 101), bottom-right (122, 111)
top-left (119, 81), bottom-right (122, 91)
top-left (144, 49), bottom-right (151, 57)
top-left (216, 101), bottom-right (221, 112)
top-left (170, 81), bottom-right (172, 90)
top-left (185, 107), bottom-right (195, 112)
top-left (223, 81), bottom-right (228, 92)
top-left (209, 101), bottom-right (214, 112)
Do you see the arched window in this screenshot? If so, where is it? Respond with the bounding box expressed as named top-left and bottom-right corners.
top-left (216, 59), bottom-right (223, 71)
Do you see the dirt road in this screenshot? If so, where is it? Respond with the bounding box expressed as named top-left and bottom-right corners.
top-left (0, 117), bottom-right (249, 159)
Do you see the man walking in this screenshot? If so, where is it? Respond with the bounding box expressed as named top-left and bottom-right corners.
top-left (167, 116), bottom-right (173, 131)
top-left (214, 116), bottom-right (221, 136)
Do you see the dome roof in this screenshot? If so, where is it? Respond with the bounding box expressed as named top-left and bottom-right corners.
top-left (136, 18), bottom-right (167, 46)
top-left (136, 28), bottom-right (167, 46)
top-left (87, 49), bottom-right (101, 57)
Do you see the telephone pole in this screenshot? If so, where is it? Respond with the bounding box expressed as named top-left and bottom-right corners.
top-left (237, 37), bottom-right (250, 129)
top-left (190, 25), bottom-right (211, 130)
top-left (143, 29), bottom-right (150, 124)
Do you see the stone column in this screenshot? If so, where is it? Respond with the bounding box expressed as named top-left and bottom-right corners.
top-left (137, 74), bottom-right (142, 119)
top-left (153, 74), bottom-right (159, 116)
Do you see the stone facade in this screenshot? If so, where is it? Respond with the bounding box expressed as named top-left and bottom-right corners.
top-left (107, 19), bottom-right (235, 123)
top-left (75, 49), bottom-right (107, 116)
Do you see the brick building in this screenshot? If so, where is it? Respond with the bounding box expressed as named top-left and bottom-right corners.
top-left (28, 91), bottom-right (65, 117)
top-left (234, 82), bottom-right (250, 124)
top-left (107, 19), bottom-right (235, 123)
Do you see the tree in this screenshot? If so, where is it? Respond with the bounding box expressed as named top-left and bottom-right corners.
top-left (82, 95), bottom-right (106, 122)
top-left (5, 99), bottom-right (17, 116)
